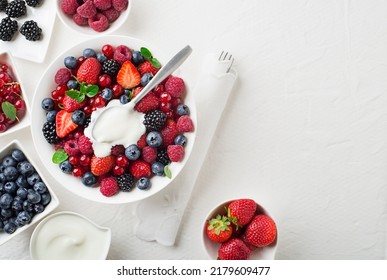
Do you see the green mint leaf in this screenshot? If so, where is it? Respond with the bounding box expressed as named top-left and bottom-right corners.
top-left (85, 85), bottom-right (99, 97)
top-left (140, 47), bottom-right (152, 59)
top-left (150, 57), bottom-right (161, 69)
top-left (66, 89), bottom-right (85, 102)
top-left (164, 165), bottom-right (172, 179)
top-left (1, 101), bottom-right (16, 121)
top-left (52, 149), bottom-right (68, 164)
top-left (80, 84), bottom-right (87, 94)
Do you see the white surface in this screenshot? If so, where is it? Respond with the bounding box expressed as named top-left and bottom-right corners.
top-left (0, 0), bottom-right (387, 259)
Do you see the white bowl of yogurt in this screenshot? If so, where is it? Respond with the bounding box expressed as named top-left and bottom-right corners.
top-left (30, 35), bottom-right (196, 204)
top-left (30, 211), bottom-right (111, 260)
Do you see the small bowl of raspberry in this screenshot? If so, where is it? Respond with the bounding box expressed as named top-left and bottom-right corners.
top-left (30, 35), bottom-right (196, 204)
top-left (0, 52), bottom-right (30, 137)
top-left (57, 0), bottom-right (131, 35)
top-left (202, 198), bottom-right (278, 260)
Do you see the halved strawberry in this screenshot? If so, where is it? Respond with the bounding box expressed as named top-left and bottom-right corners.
top-left (56, 110), bottom-right (78, 138)
top-left (116, 61), bottom-right (141, 89)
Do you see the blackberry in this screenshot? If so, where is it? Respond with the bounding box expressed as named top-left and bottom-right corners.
top-left (25, 0), bottom-right (41, 7)
top-left (20, 20), bottom-right (42, 41)
top-left (0, 0), bottom-right (8, 12)
top-left (42, 121), bottom-right (59, 144)
top-left (156, 148), bottom-right (170, 166)
top-left (117, 173), bottom-right (134, 192)
top-left (143, 110), bottom-right (167, 131)
top-left (5, 0), bottom-right (26, 18)
top-left (83, 116), bottom-right (91, 128)
top-left (102, 59), bottom-right (120, 77)
top-left (0, 17), bottom-right (17, 41)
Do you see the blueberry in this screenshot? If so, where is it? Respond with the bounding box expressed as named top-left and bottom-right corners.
top-left (1, 208), bottom-right (13, 219)
top-left (0, 220), bottom-right (3, 230)
top-left (2, 156), bottom-right (17, 167)
top-left (0, 173), bottom-right (5, 183)
top-left (83, 48), bottom-right (96, 58)
top-left (64, 56), bottom-right (77, 69)
top-left (22, 200), bottom-right (33, 212)
top-left (0, 182), bottom-right (3, 192)
top-left (132, 51), bottom-right (144, 66)
top-left (33, 204), bottom-right (44, 214)
top-left (97, 53), bottom-right (107, 64)
top-left (11, 149), bottom-right (25, 162)
top-left (3, 221), bottom-right (17, 234)
top-left (125, 144), bottom-right (141, 161)
top-left (136, 177), bottom-right (151, 190)
top-left (71, 110), bottom-right (86, 125)
top-left (176, 104), bottom-right (190, 116)
top-left (67, 79), bottom-right (78, 90)
top-left (4, 182), bottom-right (17, 194)
top-left (27, 190), bottom-right (41, 204)
top-left (16, 211), bottom-right (32, 226)
top-left (27, 173), bottom-right (40, 186)
top-left (124, 88), bottom-right (131, 95)
top-left (0, 193), bottom-right (13, 209)
top-left (46, 110), bottom-right (57, 123)
top-left (59, 160), bottom-right (73, 174)
top-left (101, 88), bottom-right (113, 100)
top-left (4, 166), bottom-right (18, 181)
top-left (40, 193), bottom-right (51, 206)
top-left (146, 131), bottom-right (163, 147)
top-left (174, 134), bottom-right (187, 146)
top-left (151, 162), bottom-right (165, 176)
top-left (33, 182), bottom-right (47, 194)
top-left (140, 73), bottom-right (153, 86)
top-left (41, 98), bottom-right (55, 111)
top-left (81, 172), bottom-right (97, 187)
top-left (15, 175), bottom-right (28, 188)
top-left (120, 94), bottom-right (130, 104)
top-left (13, 196), bottom-right (23, 203)
top-left (11, 200), bottom-right (22, 212)
top-left (17, 161), bottom-right (34, 176)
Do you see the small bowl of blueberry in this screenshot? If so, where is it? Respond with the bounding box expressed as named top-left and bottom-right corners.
top-left (57, 0), bottom-right (131, 35)
top-left (0, 140), bottom-right (59, 246)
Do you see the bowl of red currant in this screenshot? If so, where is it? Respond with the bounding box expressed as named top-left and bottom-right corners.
top-left (0, 52), bottom-right (29, 136)
top-left (30, 35), bottom-right (196, 204)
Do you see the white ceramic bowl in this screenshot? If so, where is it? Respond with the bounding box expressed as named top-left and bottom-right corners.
top-left (202, 199), bottom-right (278, 260)
top-left (56, 0), bottom-right (131, 35)
top-left (30, 211), bottom-right (111, 260)
top-left (0, 52), bottom-right (30, 137)
top-left (0, 140), bottom-right (60, 246)
top-left (30, 35), bottom-right (196, 204)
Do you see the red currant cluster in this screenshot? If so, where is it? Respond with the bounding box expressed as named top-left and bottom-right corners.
top-left (0, 63), bottom-right (26, 133)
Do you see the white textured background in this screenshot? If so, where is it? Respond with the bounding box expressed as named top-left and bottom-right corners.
top-left (1, 0), bottom-right (387, 259)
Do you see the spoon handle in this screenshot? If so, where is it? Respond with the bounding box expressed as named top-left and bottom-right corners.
top-left (131, 45), bottom-right (192, 105)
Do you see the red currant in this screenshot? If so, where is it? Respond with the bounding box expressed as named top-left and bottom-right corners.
top-left (102, 44), bottom-right (114, 59)
top-left (79, 154), bottom-right (91, 166)
top-left (160, 93), bottom-right (172, 103)
top-left (77, 56), bottom-right (86, 67)
top-left (0, 72), bottom-right (11, 83)
top-left (112, 84), bottom-right (123, 97)
top-left (73, 131), bottom-right (83, 139)
top-left (83, 105), bottom-right (93, 115)
top-left (1, 64), bottom-right (8, 71)
top-left (112, 165), bottom-right (125, 176)
top-left (94, 96), bottom-right (105, 108)
top-left (11, 83), bottom-right (20, 94)
top-left (69, 156), bottom-right (79, 165)
top-left (98, 74), bottom-right (112, 88)
top-left (0, 123), bottom-right (7, 133)
top-left (72, 167), bottom-right (84, 177)
top-left (160, 102), bottom-right (171, 112)
top-left (14, 99), bottom-right (25, 111)
top-left (153, 84), bottom-right (164, 97)
top-left (0, 113), bottom-right (5, 123)
top-left (116, 155), bottom-right (129, 167)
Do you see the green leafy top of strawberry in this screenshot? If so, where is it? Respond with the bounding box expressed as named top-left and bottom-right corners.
top-left (208, 215), bottom-right (231, 235)
top-left (140, 47), bottom-right (161, 68)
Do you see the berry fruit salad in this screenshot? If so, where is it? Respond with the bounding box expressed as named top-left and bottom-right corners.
top-left (40, 43), bottom-right (194, 198)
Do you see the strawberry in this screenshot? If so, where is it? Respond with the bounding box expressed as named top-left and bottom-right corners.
top-left (218, 238), bottom-right (251, 260)
top-left (116, 60), bottom-right (141, 89)
top-left (240, 233), bottom-right (257, 251)
top-left (129, 160), bottom-right (151, 179)
top-left (90, 155), bottom-right (115, 176)
top-left (228, 199), bottom-right (257, 226)
top-left (56, 110), bottom-right (78, 138)
top-left (77, 57), bottom-right (101, 85)
top-left (160, 119), bottom-right (178, 146)
top-left (62, 95), bottom-right (87, 112)
top-left (138, 61), bottom-right (159, 75)
top-left (245, 214), bottom-right (277, 247)
top-left (134, 93), bottom-right (159, 113)
top-left (206, 215), bottom-right (233, 243)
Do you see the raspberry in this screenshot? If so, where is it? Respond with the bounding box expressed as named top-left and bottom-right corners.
top-left (138, 61), bottom-right (159, 76)
top-left (161, 120), bottom-right (178, 146)
top-left (73, 13), bottom-right (88, 26)
top-left (141, 146), bottom-right (157, 163)
top-left (110, 144), bottom-right (125, 156)
top-left (113, 45), bottom-right (132, 65)
top-left (176, 115), bottom-right (194, 133)
top-left (78, 135), bottom-right (94, 155)
top-left (167, 145), bottom-right (184, 162)
top-left (134, 93), bottom-right (159, 113)
top-left (93, 0), bottom-right (112, 10)
top-left (129, 160), bottom-right (151, 179)
top-left (165, 75), bottom-right (185, 98)
top-left (54, 68), bottom-right (72, 85)
top-left (137, 133), bottom-right (147, 149)
top-left (112, 0), bottom-right (128, 11)
top-left (100, 177), bottom-right (119, 197)
top-left (101, 7), bottom-right (120, 22)
top-left (64, 140), bottom-right (81, 156)
top-left (88, 13), bottom-right (109, 32)
top-left (61, 0), bottom-right (79, 15)
top-left (77, 0), bottom-right (97, 18)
